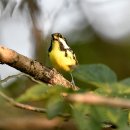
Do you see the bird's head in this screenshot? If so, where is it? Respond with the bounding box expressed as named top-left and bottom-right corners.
top-left (51, 33), bottom-right (63, 40)
top-left (51, 33), bottom-right (70, 49)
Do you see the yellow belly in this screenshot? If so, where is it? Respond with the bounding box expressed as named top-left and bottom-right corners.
top-left (49, 48), bottom-right (76, 72)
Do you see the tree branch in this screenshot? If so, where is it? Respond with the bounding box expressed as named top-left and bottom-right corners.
top-left (67, 92), bottom-right (130, 108)
top-left (3, 46), bottom-right (130, 114)
top-left (0, 90), bottom-right (70, 118)
top-left (0, 91), bottom-right (47, 113)
top-left (0, 117), bottom-right (62, 130)
top-left (0, 45), bottom-right (79, 90)
top-left (1, 88), bottom-right (130, 118)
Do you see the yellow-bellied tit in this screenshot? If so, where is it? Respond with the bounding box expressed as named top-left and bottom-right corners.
top-left (48, 33), bottom-right (78, 85)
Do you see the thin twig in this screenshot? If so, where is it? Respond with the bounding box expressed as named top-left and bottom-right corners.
top-left (0, 90), bottom-right (70, 118)
top-left (0, 73), bottom-right (22, 83)
top-left (2, 83), bottom-right (130, 117)
top-left (0, 91), bottom-right (46, 113)
top-left (0, 73), bottom-right (43, 84)
top-left (67, 92), bottom-right (130, 108)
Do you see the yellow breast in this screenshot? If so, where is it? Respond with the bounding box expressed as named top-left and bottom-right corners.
top-left (49, 41), bottom-right (76, 72)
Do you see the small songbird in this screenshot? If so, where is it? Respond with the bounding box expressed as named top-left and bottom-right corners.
top-left (48, 33), bottom-right (78, 85)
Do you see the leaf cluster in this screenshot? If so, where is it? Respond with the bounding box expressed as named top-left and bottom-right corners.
top-left (13, 64), bottom-right (130, 130)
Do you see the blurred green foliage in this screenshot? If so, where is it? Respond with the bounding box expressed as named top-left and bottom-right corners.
top-left (1, 64), bottom-right (130, 129)
top-left (72, 37), bottom-right (130, 80)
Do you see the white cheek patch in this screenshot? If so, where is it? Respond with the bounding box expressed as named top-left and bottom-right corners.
top-left (59, 38), bottom-right (70, 49)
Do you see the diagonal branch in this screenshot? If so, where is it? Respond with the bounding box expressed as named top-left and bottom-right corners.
top-left (0, 45), bottom-right (79, 90)
top-left (0, 91), bottom-right (46, 113)
top-left (0, 90), bottom-right (70, 118)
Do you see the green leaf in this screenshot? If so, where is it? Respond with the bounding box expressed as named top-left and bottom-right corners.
top-left (16, 83), bottom-right (49, 102)
top-left (73, 64), bottom-right (117, 86)
top-left (46, 86), bottom-right (71, 119)
top-left (120, 78), bottom-right (130, 86)
top-left (73, 105), bottom-right (90, 130)
top-left (47, 97), bottom-right (65, 119)
top-left (90, 106), bottom-right (128, 129)
top-left (73, 104), bottom-right (128, 130)
top-left (96, 83), bottom-right (130, 98)
top-left (73, 104), bottom-right (101, 130)
top-left (16, 84), bottom-right (68, 102)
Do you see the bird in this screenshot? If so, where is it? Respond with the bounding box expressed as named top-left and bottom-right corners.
top-left (48, 33), bottom-right (78, 86)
